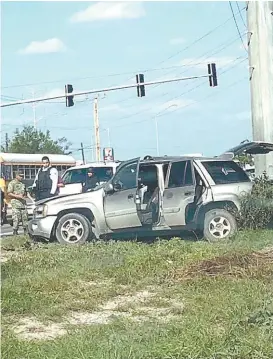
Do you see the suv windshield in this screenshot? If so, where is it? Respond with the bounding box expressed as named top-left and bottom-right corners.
top-left (63, 167), bottom-right (114, 185)
top-left (202, 160), bottom-right (250, 184)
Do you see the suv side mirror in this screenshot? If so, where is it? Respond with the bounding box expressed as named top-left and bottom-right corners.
top-left (104, 182), bottom-right (114, 194)
top-left (113, 182), bottom-right (122, 191)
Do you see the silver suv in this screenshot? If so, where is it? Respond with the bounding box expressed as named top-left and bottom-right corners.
top-left (29, 160), bottom-right (252, 244)
top-left (28, 142), bottom-right (273, 244)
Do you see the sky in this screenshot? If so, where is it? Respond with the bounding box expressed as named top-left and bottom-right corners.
top-left (1, 0), bottom-right (251, 162)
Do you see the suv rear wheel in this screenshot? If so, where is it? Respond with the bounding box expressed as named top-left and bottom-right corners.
top-left (203, 209), bottom-right (237, 242)
top-left (56, 213), bottom-right (91, 245)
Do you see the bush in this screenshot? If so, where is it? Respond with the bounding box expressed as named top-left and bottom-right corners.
top-left (234, 173), bottom-right (273, 230)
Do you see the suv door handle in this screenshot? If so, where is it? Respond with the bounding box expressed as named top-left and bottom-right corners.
top-left (184, 191), bottom-right (194, 196)
top-left (128, 194), bottom-right (134, 199)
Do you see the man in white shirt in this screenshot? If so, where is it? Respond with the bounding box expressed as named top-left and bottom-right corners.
top-left (32, 156), bottom-right (59, 201)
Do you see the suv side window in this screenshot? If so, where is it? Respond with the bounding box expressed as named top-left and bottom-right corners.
top-left (168, 160), bottom-right (194, 188)
top-left (62, 171), bottom-right (72, 184)
top-left (185, 161), bottom-right (194, 186)
top-left (113, 161), bottom-right (138, 190)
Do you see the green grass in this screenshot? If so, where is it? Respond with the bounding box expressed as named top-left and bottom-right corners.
top-left (1, 231), bottom-right (273, 359)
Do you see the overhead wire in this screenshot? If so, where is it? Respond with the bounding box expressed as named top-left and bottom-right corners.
top-left (229, 1), bottom-right (248, 53)
top-left (1, 7), bottom-right (245, 91)
top-left (100, 33), bottom-right (246, 109)
top-left (2, 56), bottom-right (247, 131)
top-left (236, 1), bottom-right (247, 28)
top-left (110, 57), bottom-right (249, 129)
top-left (1, 34), bottom-right (244, 113)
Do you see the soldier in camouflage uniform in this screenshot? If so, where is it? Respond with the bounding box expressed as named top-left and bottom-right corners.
top-left (7, 171), bottom-right (28, 235)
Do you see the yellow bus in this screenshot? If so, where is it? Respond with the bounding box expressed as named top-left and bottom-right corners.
top-left (0, 152), bottom-right (76, 187)
top-left (0, 153), bottom-right (76, 225)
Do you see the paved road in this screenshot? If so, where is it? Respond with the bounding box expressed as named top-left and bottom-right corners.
top-left (0, 223), bottom-right (24, 238)
top-left (1, 200), bottom-right (35, 238)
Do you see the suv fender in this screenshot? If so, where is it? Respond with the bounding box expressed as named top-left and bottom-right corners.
top-left (194, 200), bottom-right (239, 230)
top-left (53, 202), bottom-right (108, 239)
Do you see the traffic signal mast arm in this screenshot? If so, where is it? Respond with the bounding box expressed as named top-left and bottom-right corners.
top-left (1, 63), bottom-right (217, 108)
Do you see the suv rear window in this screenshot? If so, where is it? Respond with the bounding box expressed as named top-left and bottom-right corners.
top-left (202, 161), bottom-right (250, 184)
top-left (63, 167), bottom-right (114, 185)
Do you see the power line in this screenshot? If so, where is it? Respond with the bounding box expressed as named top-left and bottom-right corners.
top-left (114, 58), bottom-right (249, 128)
top-left (236, 1), bottom-right (247, 28)
top-left (151, 8), bottom-right (245, 68)
top-left (148, 34), bottom-right (243, 92)
top-left (101, 34), bottom-right (245, 108)
top-left (2, 57), bottom-right (247, 131)
top-left (229, 1), bottom-right (248, 53)
top-left (1, 8), bottom-right (244, 91)
top-left (112, 75), bottom-right (249, 131)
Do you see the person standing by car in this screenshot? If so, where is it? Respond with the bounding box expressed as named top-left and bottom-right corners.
top-left (7, 171), bottom-right (28, 235)
top-left (82, 168), bottom-right (99, 192)
top-left (32, 156), bottom-right (59, 201)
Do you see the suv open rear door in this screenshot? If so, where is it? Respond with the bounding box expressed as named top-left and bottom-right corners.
top-left (220, 141), bottom-right (273, 158)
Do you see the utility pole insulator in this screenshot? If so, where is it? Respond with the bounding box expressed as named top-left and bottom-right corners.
top-left (208, 63), bottom-right (218, 87)
top-left (136, 74), bottom-right (145, 97)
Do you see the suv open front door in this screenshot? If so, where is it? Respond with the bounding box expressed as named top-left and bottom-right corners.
top-left (162, 159), bottom-right (196, 227)
top-left (103, 157), bottom-right (142, 230)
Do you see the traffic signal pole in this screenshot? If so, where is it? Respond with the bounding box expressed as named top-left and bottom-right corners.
top-left (1, 65), bottom-right (218, 164)
top-left (0, 72), bottom-right (215, 108)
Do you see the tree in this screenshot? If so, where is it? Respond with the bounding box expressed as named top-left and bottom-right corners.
top-left (7, 126), bottom-right (72, 154)
top-left (234, 154), bottom-right (254, 166)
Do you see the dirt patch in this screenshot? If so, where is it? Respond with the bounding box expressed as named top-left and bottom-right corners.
top-left (0, 251), bottom-right (13, 263)
top-left (11, 289), bottom-right (184, 341)
top-left (66, 311), bottom-right (116, 325)
top-left (77, 279), bottom-right (112, 288)
top-left (100, 290), bottom-right (155, 311)
top-left (13, 317), bottom-right (67, 341)
top-left (172, 247), bottom-right (273, 281)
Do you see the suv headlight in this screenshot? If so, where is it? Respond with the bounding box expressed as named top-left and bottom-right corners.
top-left (34, 204), bottom-right (48, 218)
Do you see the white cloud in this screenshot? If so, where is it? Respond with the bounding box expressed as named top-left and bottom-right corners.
top-left (44, 88), bottom-right (64, 98)
top-left (18, 38), bottom-right (66, 55)
top-left (239, 41), bottom-right (248, 52)
top-left (235, 111), bottom-right (251, 121)
top-left (180, 56), bottom-right (239, 70)
top-left (70, 2), bottom-right (145, 23)
top-left (170, 37), bottom-right (185, 45)
top-left (100, 104), bottom-right (127, 113)
top-left (153, 98), bottom-right (197, 114)
top-left (41, 88), bottom-right (66, 103)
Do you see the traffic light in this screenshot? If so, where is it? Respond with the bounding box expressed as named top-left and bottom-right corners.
top-left (208, 63), bottom-right (218, 87)
top-left (65, 84), bottom-right (74, 107)
top-left (136, 74), bottom-right (145, 97)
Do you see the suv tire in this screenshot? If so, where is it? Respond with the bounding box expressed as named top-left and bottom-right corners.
top-left (56, 213), bottom-right (91, 245)
top-left (203, 209), bottom-right (237, 242)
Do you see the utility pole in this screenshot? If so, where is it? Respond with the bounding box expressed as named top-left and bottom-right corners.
top-left (107, 128), bottom-right (111, 147)
top-left (153, 104), bottom-right (178, 156)
top-left (5, 133), bottom-right (9, 152)
top-left (80, 142), bottom-right (85, 164)
top-left (32, 90), bottom-right (37, 128)
top-left (247, 1), bottom-right (273, 179)
top-left (93, 96), bottom-right (101, 162)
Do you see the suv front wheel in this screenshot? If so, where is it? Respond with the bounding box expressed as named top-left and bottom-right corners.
top-left (56, 213), bottom-right (91, 245)
top-left (203, 209), bottom-right (237, 242)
